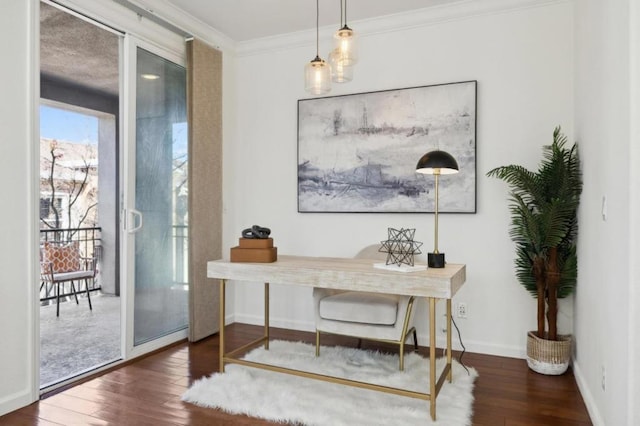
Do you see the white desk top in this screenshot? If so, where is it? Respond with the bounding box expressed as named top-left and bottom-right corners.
top-left (207, 255), bottom-right (466, 299)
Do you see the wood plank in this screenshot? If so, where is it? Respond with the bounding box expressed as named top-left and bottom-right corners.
top-left (16, 404), bottom-right (110, 425)
top-left (0, 410), bottom-right (65, 426)
top-left (0, 323), bottom-right (592, 425)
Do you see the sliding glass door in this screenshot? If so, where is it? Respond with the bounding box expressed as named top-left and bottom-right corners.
top-left (123, 38), bottom-right (188, 352)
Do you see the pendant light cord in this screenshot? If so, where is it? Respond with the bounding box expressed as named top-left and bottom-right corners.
top-left (339, 0), bottom-right (344, 27)
top-left (344, 0), bottom-right (347, 26)
top-left (315, 0), bottom-right (320, 57)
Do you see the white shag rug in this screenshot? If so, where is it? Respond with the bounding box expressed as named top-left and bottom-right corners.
top-left (182, 340), bottom-right (477, 425)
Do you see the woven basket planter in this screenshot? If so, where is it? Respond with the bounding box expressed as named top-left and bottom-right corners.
top-left (526, 331), bottom-right (572, 375)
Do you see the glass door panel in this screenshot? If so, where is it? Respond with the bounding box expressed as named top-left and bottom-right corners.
top-left (132, 47), bottom-right (188, 345)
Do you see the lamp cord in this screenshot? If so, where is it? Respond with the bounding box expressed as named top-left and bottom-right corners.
top-left (451, 316), bottom-right (470, 375)
top-left (339, 0), bottom-right (343, 27)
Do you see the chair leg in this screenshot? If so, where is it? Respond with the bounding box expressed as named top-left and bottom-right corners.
top-left (357, 338), bottom-right (362, 349)
top-left (70, 281), bottom-right (79, 305)
top-left (413, 329), bottom-right (419, 350)
top-left (315, 330), bottom-right (320, 357)
top-left (85, 279), bottom-right (92, 311)
top-left (56, 282), bottom-right (60, 317)
top-left (399, 340), bottom-right (405, 371)
top-left (39, 282), bottom-right (47, 303)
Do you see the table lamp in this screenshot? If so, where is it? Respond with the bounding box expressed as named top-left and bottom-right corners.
top-left (416, 150), bottom-right (459, 268)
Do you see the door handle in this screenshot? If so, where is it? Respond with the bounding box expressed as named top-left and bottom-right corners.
top-left (126, 208), bottom-right (143, 234)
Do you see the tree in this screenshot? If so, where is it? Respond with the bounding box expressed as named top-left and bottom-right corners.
top-left (40, 139), bottom-right (98, 240)
top-left (486, 127), bottom-right (582, 341)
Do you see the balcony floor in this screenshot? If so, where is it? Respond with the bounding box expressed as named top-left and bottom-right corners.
top-left (40, 293), bottom-right (121, 387)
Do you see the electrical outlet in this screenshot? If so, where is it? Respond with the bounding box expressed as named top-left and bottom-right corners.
top-left (457, 302), bottom-right (467, 319)
top-left (601, 365), bottom-right (606, 391)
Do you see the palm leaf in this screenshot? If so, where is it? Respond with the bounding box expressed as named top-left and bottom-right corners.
top-left (557, 245), bottom-right (578, 298)
top-left (514, 243), bottom-right (538, 297)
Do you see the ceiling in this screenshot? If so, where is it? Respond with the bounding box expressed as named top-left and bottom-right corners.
top-left (39, 0), bottom-right (457, 99)
top-left (40, 2), bottom-right (119, 96)
top-left (164, 0), bottom-right (456, 42)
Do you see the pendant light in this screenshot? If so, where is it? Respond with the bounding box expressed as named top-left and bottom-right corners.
top-left (329, 0), bottom-right (353, 83)
top-left (329, 48), bottom-right (353, 82)
top-left (333, 0), bottom-right (357, 67)
top-left (305, 0), bottom-right (331, 95)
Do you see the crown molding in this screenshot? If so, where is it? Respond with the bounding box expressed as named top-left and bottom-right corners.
top-left (236, 0), bottom-right (569, 57)
top-left (52, 0), bottom-right (568, 57)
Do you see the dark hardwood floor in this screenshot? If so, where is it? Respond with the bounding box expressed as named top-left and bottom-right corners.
top-left (1, 323), bottom-right (592, 425)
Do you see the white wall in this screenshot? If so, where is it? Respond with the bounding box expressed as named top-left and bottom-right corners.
top-left (227, 2), bottom-right (574, 358)
top-left (0, 0), bottom-right (38, 415)
top-left (573, 1), bottom-right (634, 425)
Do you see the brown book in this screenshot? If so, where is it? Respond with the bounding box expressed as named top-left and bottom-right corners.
top-left (230, 246), bottom-right (278, 263)
top-left (238, 237), bottom-right (274, 249)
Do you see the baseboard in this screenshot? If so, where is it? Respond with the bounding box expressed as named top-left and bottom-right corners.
top-left (432, 334), bottom-right (525, 359)
top-left (232, 314), bottom-right (526, 359)
top-left (572, 360), bottom-right (604, 426)
top-left (232, 314), bottom-right (315, 333)
top-left (0, 389), bottom-right (36, 417)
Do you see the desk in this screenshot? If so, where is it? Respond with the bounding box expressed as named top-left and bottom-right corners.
top-left (207, 255), bottom-right (466, 421)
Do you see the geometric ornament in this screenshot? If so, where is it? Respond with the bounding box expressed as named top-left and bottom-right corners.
top-left (378, 228), bottom-right (423, 267)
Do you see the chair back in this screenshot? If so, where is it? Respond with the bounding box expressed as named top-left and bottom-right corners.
top-left (42, 241), bottom-right (81, 273)
top-left (355, 244), bottom-right (387, 261)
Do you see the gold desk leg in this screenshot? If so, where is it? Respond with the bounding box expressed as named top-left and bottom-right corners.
top-left (446, 299), bottom-right (453, 382)
top-left (264, 282), bottom-right (270, 350)
top-left (219, 279), bottom-right (226, 373)
top-left (429, 297), bottom-right (437, 421)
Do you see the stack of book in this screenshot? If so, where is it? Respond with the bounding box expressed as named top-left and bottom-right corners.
top-left (230, 237), bottom-right (277, 262)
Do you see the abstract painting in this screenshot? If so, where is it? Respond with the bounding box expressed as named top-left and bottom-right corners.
top-left (297, 80), bottom-right (477, 213)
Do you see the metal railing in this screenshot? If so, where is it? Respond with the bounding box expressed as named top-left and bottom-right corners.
top-left (173, 224), bottom-right (188, 285)
top-left (39, 227), bottom-right (102, 302)
top-left (39, 225), bottom-right (188, 302)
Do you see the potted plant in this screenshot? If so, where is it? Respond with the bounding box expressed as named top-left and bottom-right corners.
top-left (487, 127), bottom-right (582, 375)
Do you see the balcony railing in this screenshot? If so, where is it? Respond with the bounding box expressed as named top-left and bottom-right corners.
top-left (39, 227), bottom-right (102, 302)
top-left (39, 225), bottom-right (188, 303)
top-left (173, 224), bottom-right (188, 285)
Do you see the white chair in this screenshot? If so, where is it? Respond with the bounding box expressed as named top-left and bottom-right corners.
top-left (313, 245), bottom-right (418, 370)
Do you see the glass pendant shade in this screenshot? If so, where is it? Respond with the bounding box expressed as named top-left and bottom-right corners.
top-left (329, 48), bottom-right (353, 83)
top-left (333, 25), bottom-right (358, 66)
top-left (305, 56), bottom-right (331, 95)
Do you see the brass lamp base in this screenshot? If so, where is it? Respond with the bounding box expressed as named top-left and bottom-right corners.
top-left (428, 252), bottom-right (445, 268)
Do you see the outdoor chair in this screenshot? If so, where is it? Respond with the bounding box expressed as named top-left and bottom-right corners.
top-left (40, 241), bottom-right (95, 317)
top-left (313, 245), bottom-right (419, 371)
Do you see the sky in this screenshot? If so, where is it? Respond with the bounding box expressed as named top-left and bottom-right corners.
top-left (40, 105), bottom-right (98, 144)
